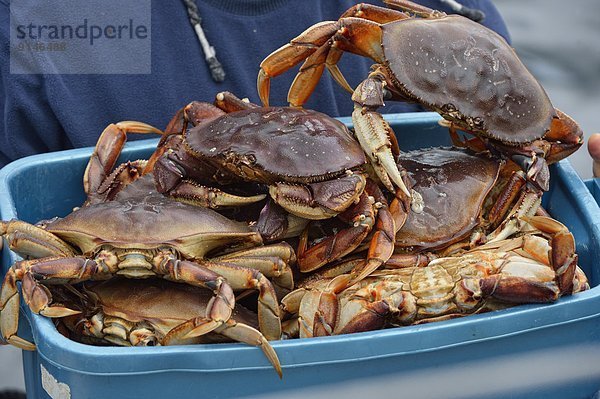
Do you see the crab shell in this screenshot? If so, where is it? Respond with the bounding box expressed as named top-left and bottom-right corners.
top-left (46, 178), bottom-right (262, 258)
top-left (59, 279), bottom-right (261, 345)
top-left (382, 16), bottom-right (554, 144)
top-left (393, 147), bottom-right (501, 252)
top-left (183, 107), bottom-right (367, 183)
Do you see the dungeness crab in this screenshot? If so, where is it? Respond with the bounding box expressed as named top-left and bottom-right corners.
top-left (0, 123), bottom-right (295, 349)
top-left (258, 0), bottom-right (583, 192)
top-left (53, 279), bottom-right (282, 377)
top-left (152, 92), bottom-right (410, 274)
top-left (282, 216), bottom-right (588, 338)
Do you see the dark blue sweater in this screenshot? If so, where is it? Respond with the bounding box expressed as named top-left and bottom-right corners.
top-left (0, 0), bottom-right (509, 167)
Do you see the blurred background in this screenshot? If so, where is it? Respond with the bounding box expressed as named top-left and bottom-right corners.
top-left (496, 0), bottom-right (600, 180)
top-left (1, 0), bottom-right (599, 395)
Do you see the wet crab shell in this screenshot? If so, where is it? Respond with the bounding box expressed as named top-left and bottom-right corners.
top-left (383, 15), bottom-right (555, 144)
top-left (394, 147), bottom-right (501, 251)
top-left (183, 107), bottom-right (367, 183)
top-left (46, 177), bottom-right (261, 258)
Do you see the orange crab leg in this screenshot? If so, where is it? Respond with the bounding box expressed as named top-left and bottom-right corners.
top-left (298, 179), bottom-right (409, 279)
top-left (287, 40), bottom-right (331, 109)
top-left (348, 184), bottom-right (410, 285)
top-left (523, 216), bottom-right (578, 295)
top-left (0, 269), bottom-right (35, 350)
top-left (0, 257), bottom-right (103, 350)
top-left (544, 109), bottom-right (584, 164)
top-left (84, 121), bottom-right (162, 198)
top-left (341, 3), bottom-right (411, 23)
top-left (284, 17), bottom-right (385, 108)
top-left (258, 21), bottom-right (340, 106)
top-left (383, 0), bottom-right (437, 17)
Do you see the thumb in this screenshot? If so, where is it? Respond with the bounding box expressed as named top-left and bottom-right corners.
top-left (587, 133), bottom-right (600, 177)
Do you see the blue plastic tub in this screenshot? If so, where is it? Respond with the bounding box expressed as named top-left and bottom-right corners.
top-left (2, 113), bottom-right (600, 399)
top-left (586, 178), bottom-right (600, 206)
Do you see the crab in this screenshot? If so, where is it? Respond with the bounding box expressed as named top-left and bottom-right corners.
top-left (257, 0), bottom-right (583, 193)
top-left (391, 147), bottom-right (542, 251)
top-left (317, 146), bottom-right (544, 284)
top-left (51, 278), bottom-right (282, 377)
top-left (152, 92), bottom-right (411, 275)
top-left (0, 123), bottom-right (296, 349)
top-left (281, 216), bottom-right (589, 338)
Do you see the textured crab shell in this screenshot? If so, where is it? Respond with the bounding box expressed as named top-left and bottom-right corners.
top-left (46, 190), bottom-right (261, 258)
top-left (394, 147), bottom-right (500, 251)
top-left (184, 107), bottom-right (367, 182)
top-left (86, 279), bottom-right (259, 335)
top-left (382, 15), bottom-right (555, 144)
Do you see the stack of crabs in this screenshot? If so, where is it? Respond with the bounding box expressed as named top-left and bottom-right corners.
top-left (0, 1), bottom-right (590, 377)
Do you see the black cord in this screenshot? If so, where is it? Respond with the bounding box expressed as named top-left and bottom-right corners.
top-left (440, 0), bottom-right (485, 22)
top-left (182, 0), bottom-right (226, 83)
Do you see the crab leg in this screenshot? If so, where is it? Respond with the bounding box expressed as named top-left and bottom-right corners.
top-left (485, 171), bottom-right (527, 228)
top-left (486, 185), bottom-right (542, 244)
top-left (165, 318), bottom-right (282, 378)
top-left (153, 144), bottom-right (266, 208)
top-left (522, 216), bottom-right (578, 295)
top-left (348, 184), bottom-right (411, 284)
top-left (213, 242), bottom-right (296, 293)
top-left (84, 121), bottom-right (162, 199)
top-left (544, 109), bottom-right (584, 163)
top-left (193, 261), bottom-right (282, 341)
top-left (298, 180), bottom-right (409, 277)
top-left (154, 154), bottom-right (266, 207)
top-left (214, 91), bottom-right (260, 112)
top-left (286, 40), bottom-right (331, 108)
top-left (157, 257), bottom-right (236, 337)
top-left (0, 256), bottom-right (103, 350)
top-left (158, 178), bottom-right (266, 208)
top-left (258, 21), bottom-right (340, 106)
top-left (297, 191), bottom-right (375, 272)
top-left (259, 3), bottom-right (413, 107)
top-left (0, 269), bottom-right (35, 350)
top-left (296, 275), bottom-right (352, 338)
top-left (1, 220), bottom-right (75, 258)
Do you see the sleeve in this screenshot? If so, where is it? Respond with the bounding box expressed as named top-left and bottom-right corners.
top-left (413, 0), bottom-right (511, 43)
top-left (0, 0), bottom-right (67, 168)
top-left (463, 0), bottom-right (511, 43)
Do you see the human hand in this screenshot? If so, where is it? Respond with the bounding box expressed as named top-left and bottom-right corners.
top-left (588, 133), bottom-right (600, 177)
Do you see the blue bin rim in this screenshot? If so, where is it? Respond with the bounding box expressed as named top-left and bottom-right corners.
top-left (2, 112), bottom-right (600, 376)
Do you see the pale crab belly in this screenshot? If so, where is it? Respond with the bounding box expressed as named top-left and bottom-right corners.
top-left (410, 265), bottom-right (458, 317)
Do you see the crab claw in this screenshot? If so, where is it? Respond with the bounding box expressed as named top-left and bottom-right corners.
top-left (352, 107), bottom-right (410, 197)
top-left (0, 269), bottom-right (36, 350)
top-left (544, 109), bottom-right (584, 164)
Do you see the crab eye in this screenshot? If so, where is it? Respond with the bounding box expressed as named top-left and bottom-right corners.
top-left (442, 103), bottom-right (456, 113)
